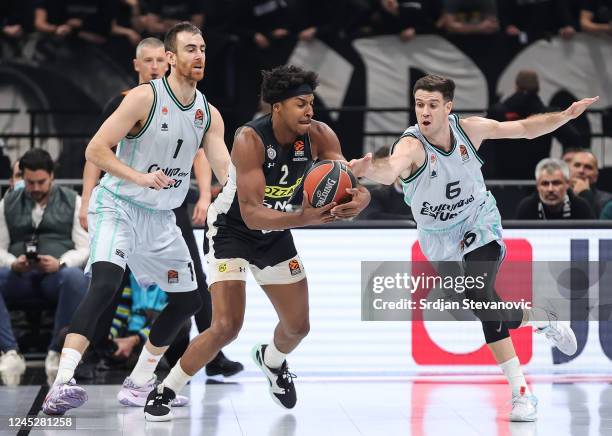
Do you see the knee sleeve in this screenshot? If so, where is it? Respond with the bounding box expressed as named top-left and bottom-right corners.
top-left (148, 290), bottom-right (202, 347)
top-left (464, 241), bottom-right (523, 329)
top-left (481, 320), bottom-right (510, 343)
top-left (67, 262), bottom-right (125, 341)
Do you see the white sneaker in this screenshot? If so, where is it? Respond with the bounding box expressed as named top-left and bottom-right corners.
top-left (509, 388), bottom-right (538, 422)
top-left (45, 351), bottom-right (60, 377)
top-left (0, 350), bottom-right (26, 373)
top-left (535, 311), bottom-right (578, 356)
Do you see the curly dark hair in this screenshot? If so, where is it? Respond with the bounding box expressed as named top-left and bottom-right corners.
top-left (261, 65), bottom-right (319, 104)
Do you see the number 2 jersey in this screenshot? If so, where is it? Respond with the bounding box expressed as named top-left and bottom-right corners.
top-left (99, 76), bottom-right (211, 210)
top-left (394, 114), bottom-right (503, 260)
top-left (212, 114), bottom-right (313, 237)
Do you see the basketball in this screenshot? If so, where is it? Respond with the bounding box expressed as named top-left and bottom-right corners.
top-left (303, 160), bottom-right (357, 207)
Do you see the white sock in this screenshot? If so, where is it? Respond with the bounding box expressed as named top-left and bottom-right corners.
top-left (164, 360), bottom-right (192, 394)
top-left (55, 348), bottom-right (82, 384)
top-left (129, 345), bottom-right (163, 386)
top-left (522, 307), bottom-right (553, 330)
top-left (263, 340), bottom-right (286, 369)
top-left (500, 356), bottom-right (530, 396)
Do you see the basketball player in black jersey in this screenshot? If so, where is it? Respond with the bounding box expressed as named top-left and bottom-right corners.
top-left (144, 65), bottom-right (371, 421)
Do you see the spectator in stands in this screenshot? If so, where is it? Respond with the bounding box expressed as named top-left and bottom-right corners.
top-left (601, 201), bottom-right (612, 219)
top-left (234, 0), bottom-right (292, 50)
top-left (482, 70), bottom-right (582, 180)
top-left (0, 149), bottom-right (89, 382)
top-left (516, 158), bottom-right (594, 219)
top-left (1, 0), bottom-right (31, 40)
top-left (580, 0), bottom-right (612, 35)
top-left (500, 0), bottom-right (576, 42)
top-left (110, 0), bottom-right (143, 47)
top-left (8, 160), bottom-right (24, 193)
top-left (568, 149), bottom-right (612, 216)
top-left (359, 146), bottom-right (414, 220)
top-left (34, 0), bottom-right (117, 45)
top-left (561, 147), bottom-right (584, 166)
top-left (290, 0), bottom-right (346, 42)
top-left (144, 0), bottom-right (204, 35)
top-left (442, 0), bottom-right (499, 34)
top-left (373, 0), bottom-right (443, 41)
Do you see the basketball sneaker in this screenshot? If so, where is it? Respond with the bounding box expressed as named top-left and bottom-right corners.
top-left (535, 310), bottom-right (578, 356)
top-left (42, 379), bottom-right (88, 415)
top-left (117, 376), bottom-right (188, 407)
top-left (251, 343), bottom-right (297, 409)
top-left (509, 387), bottom-right (538, 422)
top-left (144, 384), bottom-right (176, 422)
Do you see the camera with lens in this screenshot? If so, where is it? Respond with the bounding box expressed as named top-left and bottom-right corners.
top-left (25, 237), bottom-right (39, 261)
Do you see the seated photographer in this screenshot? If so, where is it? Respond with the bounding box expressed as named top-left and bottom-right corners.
top-left (0, 149), bottom-right (89, 380)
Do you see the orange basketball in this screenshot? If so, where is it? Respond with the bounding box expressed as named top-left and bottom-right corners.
top-left (303, 160), bottom-right (357, 207)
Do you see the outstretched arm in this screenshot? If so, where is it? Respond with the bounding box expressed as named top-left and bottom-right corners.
top-left (461, 96), bottom-right (599, 149)
top-left (349, 136), bottom-right (422, 185)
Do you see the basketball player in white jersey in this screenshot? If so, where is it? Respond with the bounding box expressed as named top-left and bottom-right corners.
top-left (349, 74), bottom-right (598, 421)
top-left (43, 22), bottom-right (231, 415)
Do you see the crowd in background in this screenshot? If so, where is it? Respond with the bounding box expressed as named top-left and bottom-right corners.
top-left (1, 0), bottom-right (611, 49)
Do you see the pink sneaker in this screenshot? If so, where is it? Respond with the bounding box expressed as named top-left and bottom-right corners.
top-left (42, 379), bottom-right (88, 415)
top-left (117, 376), bottom-right (188, 407)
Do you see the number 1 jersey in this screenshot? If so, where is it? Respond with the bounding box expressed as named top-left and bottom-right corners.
top-left (99, 76), bottom-right (211, 210)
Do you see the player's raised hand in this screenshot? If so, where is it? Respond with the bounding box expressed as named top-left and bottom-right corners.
top-left (331, 186), bottom-right (371, 219)
top-left (300, 190), bottom-right (336, 225)
top-left (138, 170), bottom-right (174, 190)
top-left (563, 96), bottom-right (599, 120)
top-left (348, 153), bottom-right (373, 178)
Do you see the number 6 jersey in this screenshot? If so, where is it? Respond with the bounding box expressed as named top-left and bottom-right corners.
top-left (99, 76), bottom-right (211, 210)
top-left (393, 113), bottom-right (493, 232)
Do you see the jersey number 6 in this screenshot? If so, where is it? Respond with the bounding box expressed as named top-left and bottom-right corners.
top-left (446, 181), bottom-right (461, 199)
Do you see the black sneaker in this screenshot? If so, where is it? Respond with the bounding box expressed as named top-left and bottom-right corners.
top-left (206, 351), bottom-right (244, 377)
top-left (251, 343), bottom-right (297, 409)
top-left (144, 384), bottom-right (175, 422)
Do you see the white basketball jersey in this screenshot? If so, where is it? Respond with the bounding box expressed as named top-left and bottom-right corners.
top-left (100, 77), bottom-right (210, 210)
top-left (395, 114), bottom-right (491, 231)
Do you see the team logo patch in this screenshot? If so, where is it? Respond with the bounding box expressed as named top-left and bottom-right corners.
top-left (460, 144), bottom-right (469, 162)
top-left (288, 259), bottom-right (302, 276)
top-left (168, 270), bottom-right (179, 283)
top-left (218, 263), bottom-right (227, 273)
top-left (430, 153), bottom-right (438, 178)
top-left (161, 122), bottom-right (168, 131)
top-left (267, 146), bottom-right (277, 160)
top-left (115, 249), bottom-right (125, 259)
top-left (162, 106), bottom-right (168, 115)
top-left (194, 109), bottom-right (204, 128)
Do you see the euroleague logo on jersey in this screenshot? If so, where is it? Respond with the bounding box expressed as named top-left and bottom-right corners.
top-left (194, 109), bottom-right (204, 128)
top-left (293, 140), bottom-right (308, 162)
top-left (459, 144), bottom-right (470, 162)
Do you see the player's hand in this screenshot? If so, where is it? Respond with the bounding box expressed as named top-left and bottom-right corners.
top-left (78, 201), bottom-right (89, 231)
top-left (37, 255), bottom-right (61, 273)
top-left (571, 177), bottom-right (590, 194)
top-left (300, 190), bottom-right (336, 225)
top-left (348, 153), bottom-right (373, 178)
top-left (563, 96), bottom-right (599, 120)
top-left (10, 255), bottom-right (30, 273)
top-left (331, 186), bottom-right (371, 219)
top-left (192, 197), bottom-right (210, 226)
top-left (137, 170), bottom-right (174, 190)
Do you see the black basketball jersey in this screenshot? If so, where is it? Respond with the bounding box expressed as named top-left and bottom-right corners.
top-left (212, 114), bottom-right (313, 235)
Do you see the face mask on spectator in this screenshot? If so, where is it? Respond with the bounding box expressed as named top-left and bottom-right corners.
top-left (12, 180), bottom-right (25, 191)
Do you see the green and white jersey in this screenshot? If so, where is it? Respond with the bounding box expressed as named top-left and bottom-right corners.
top-left (100, 76), bottom-right (211, 210)
top-left (394, 114), bottom-right (491, 232)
